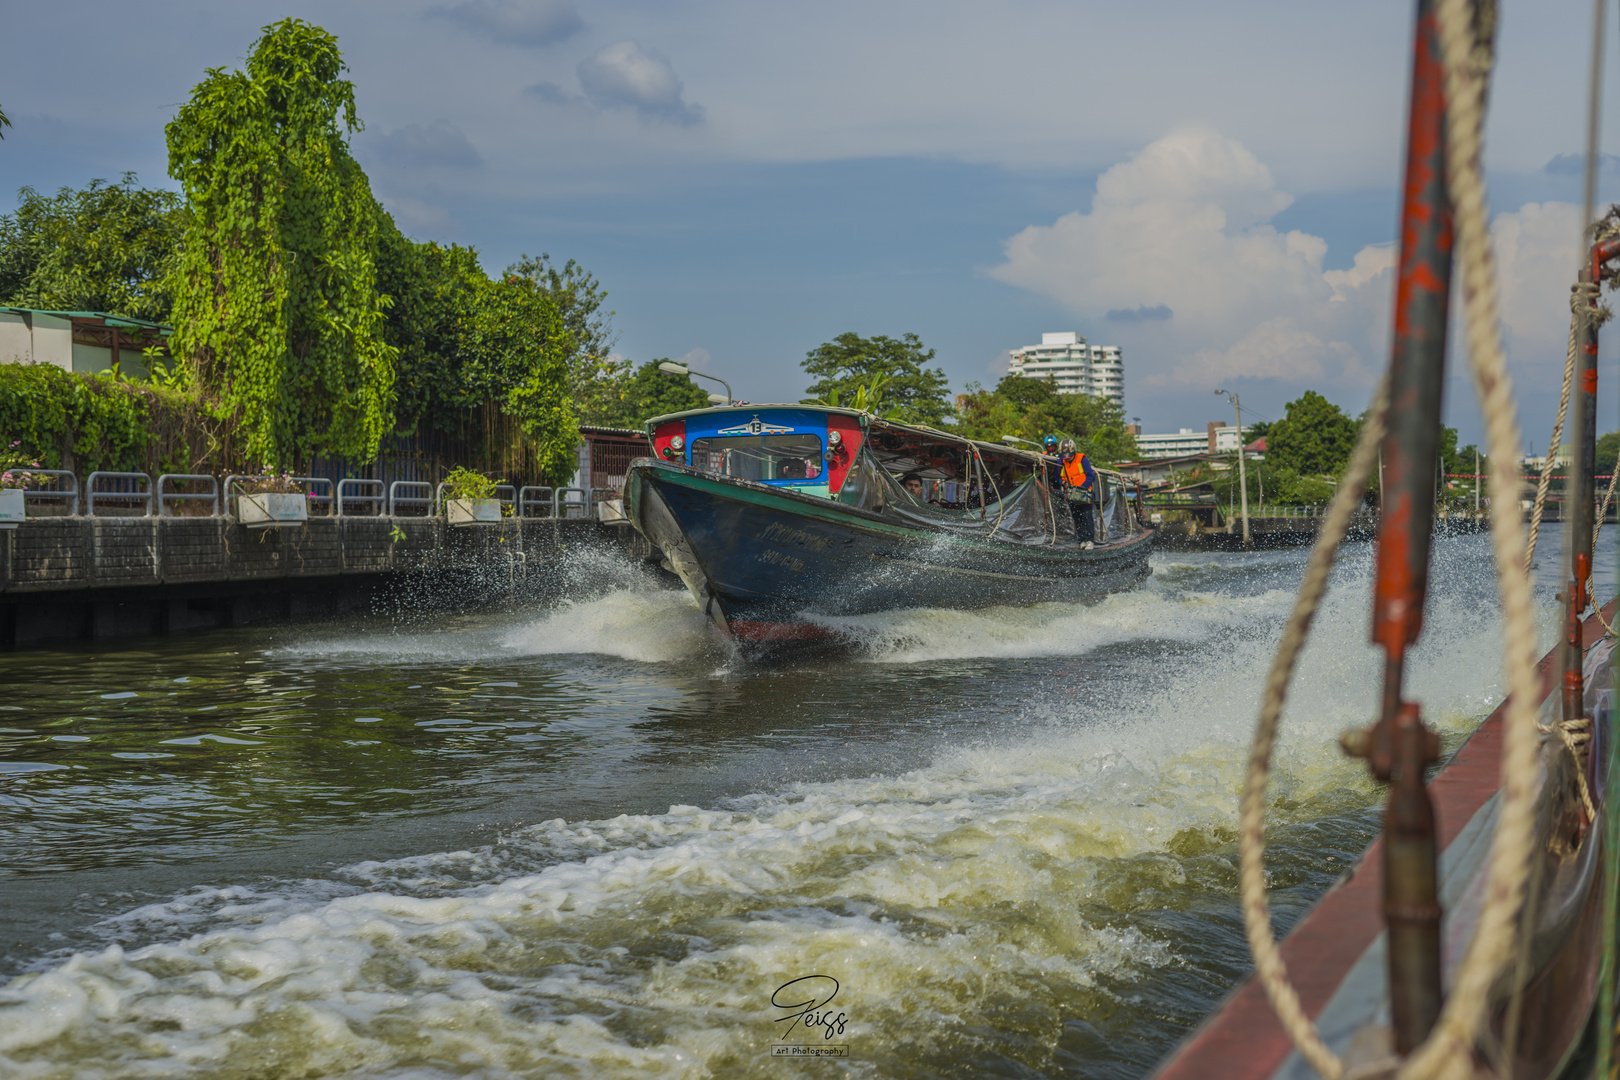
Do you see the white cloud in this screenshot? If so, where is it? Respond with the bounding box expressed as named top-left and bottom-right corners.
top-left (989, 127), bottom-right (1587, 400)
top-left (427, 0), bottom-right (583, 47)
top-left (577, 41), bottom-right (704, 126)
top-left (1491, 201), bottom-right (1584, 370)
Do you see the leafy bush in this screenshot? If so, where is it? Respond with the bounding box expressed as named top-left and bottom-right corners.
top-left (0, 362), bottom-right (213, 476)
top-left (442, 465), bottom-right (499, 501)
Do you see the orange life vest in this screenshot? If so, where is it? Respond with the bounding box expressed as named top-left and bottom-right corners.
top-left (1062, 453), bottom-right (1091, 489)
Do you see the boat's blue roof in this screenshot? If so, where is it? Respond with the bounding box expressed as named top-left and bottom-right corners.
top-left (641, 404), bottom-right (1060, 467)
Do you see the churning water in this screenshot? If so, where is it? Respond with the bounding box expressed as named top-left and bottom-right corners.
top-left (0, 534), bottom-right (1593, 1079)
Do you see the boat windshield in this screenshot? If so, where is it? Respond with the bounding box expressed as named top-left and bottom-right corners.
top-left (691, 434), bottom-right (824, 482)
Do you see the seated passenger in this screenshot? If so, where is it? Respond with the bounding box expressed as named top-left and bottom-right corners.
top-left (900, 472), bottom-right (926, 501)
top-left (778, 458), bottom-right (808, 479)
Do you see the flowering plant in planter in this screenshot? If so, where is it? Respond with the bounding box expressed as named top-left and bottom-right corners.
top-left (238, 471), bottom-right (305, 495)
top-left (0, 441), bottom-right (43, 490)
top-left (236, 470), bottom-right (309, 526)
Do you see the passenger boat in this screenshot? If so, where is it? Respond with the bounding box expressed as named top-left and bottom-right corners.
top-left (1153, 0), bottom-right (1620, 1075)
top-left (622, 405), bottom-right (1154, 644)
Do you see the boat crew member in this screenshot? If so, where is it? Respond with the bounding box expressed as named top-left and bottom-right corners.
top-left (1042, 436), bottom-right (1063, 492)
top-left (1059, 438), bottom-right (1096, 544)
top-left (901, 472), bottom-right (934, 503)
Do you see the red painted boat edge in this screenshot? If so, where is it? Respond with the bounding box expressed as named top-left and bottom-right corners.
top-left (1149, 600), bottom-right (1618, 1080)
top-left (729, 620), bottom-right (840, 642)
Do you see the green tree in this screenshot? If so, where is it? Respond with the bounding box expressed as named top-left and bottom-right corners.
top-left (801, 332), bottom-right (952, 426)
top-left (0, 175), bottom-right (186, 322)
top-left (372, 221), bottom-right (580, 484)
top-left (469, 272), bottom-right (579, 485)
top-left (373, 222), bottom-right (485, 437)
top-left (1266, 391), bottom-right (1358, 477)
top-left (952, 374), bottom-right (1137, 463)
top-left (593, 360), bottom-right (711, 428)
top-left (504, 253), bottom-right (619, 420)
top-left (165, 18), bottom-right (395, 469)
top-left (1597, 431), bottom-right (1620, 478)
top-left (0, 104), bottom-right (10, 139)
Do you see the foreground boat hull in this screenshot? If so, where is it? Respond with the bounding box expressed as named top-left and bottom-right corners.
top-left (625, 459), bottom-right (1154, 639)
top-left (1150, 605), bottom-right (1616, 1080)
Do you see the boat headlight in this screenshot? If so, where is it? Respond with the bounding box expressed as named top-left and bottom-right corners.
top-left (828, 430), bottom-right (842, 446)
top-left (670, 435), bottom-right (684, 451)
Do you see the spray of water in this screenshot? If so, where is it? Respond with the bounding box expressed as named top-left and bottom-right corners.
top-left (0, 540), bottom-right (1552, 1078)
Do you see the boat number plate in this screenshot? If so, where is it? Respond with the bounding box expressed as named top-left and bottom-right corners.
top-left (719, 415), bottom-right (795, 436)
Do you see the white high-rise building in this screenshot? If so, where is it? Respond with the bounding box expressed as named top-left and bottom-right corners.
top-left (1007, 332), bottom-right (1124, 408)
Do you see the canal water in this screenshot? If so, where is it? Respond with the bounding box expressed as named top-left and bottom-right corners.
top-left (0, 533), bottom-right (1602, 1079)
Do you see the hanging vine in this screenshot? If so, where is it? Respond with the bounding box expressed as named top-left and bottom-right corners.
top-left (165, 18), bottom-right (395, 470)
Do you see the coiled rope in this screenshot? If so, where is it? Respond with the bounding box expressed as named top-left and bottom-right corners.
top-left (1237, 0), bottom-right (1547, 1075)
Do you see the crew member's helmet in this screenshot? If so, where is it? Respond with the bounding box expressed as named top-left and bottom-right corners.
top-left (1043, 435), bottom-right (1058, 450)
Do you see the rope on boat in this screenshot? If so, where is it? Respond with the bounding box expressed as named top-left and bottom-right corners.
top-left (1237, 375), bottom-right (1387, 1080)
top-left (1524, 290), bottom-right (1579, 571)
top-left (1559, 718), bottom-right (1598, 822)
top-left (1238, 0), bottom-right (1549, 1074)
top-left (1393, 0), bottom-right (1542, 1071)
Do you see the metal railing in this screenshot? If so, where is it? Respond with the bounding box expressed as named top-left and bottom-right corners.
top-left (18, 469), bottom-right (79, 515)
top-left (0, 469), bottom-right (620, 524)
top-left (553, 487), bottom-right (591, 519)
top-left (294, 477), bottom-right (334, 516)
top-left (86, 471), bottom-right (153, 517)
top-left (336, 478), bottom-right (386, 517)
top-left (222, 475), bottom-right (269, 517)
top-left (157, 474), bottom-right (219, 517)
top-left (387, 480), bottom-right (433, 517)
top-left (519, 486), bottom-right (554, 518)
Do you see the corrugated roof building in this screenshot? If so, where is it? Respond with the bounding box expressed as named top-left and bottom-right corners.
top-left (0, 307), bottom-right (171, 380)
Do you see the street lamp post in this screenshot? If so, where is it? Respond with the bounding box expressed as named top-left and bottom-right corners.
top-left (658, 361), bottom-right (732, 403)
top-left (1215, 389), bottom-right (1250, 547)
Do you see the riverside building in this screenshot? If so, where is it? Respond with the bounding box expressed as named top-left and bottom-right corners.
top-left (1135, 423), bottom-right (1243, 459)
top-left (1007, 332), bottom-right (1124, 407)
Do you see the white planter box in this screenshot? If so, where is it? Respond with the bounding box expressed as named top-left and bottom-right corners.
top-left (0, 487), bottom-right (23, 530)
top-left (447, 497), bottom-right (501, 525)
top-left (238, 491), bottom-right (308, 527)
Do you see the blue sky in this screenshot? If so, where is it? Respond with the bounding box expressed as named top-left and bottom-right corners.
top-left (3, 0), bottom-right (1619, 446)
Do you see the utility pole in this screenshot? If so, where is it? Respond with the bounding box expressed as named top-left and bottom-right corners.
top-left (1216, 389), bottom-right (1250, 546)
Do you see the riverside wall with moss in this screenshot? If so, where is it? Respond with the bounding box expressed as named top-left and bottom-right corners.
top-left (0, 517), bottom-right (652, 649)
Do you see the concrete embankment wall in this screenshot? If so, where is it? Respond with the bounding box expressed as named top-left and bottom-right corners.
top-left (0, 517), bottom-right (651, 649)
